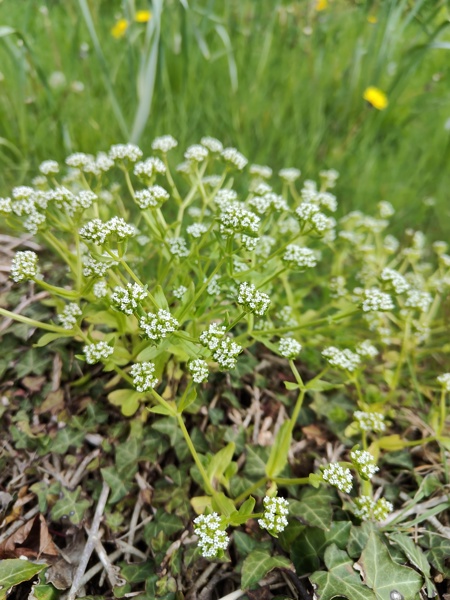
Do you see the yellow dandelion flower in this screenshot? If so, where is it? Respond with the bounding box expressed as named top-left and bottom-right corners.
top-left (135, 10), bottom-right (152, 23)
top-left (363, 86), bottom-right (388, 110)
top-left (367, 15), bottom-right (377, 24)
top-left (111, 18), bottom-right (128, 39)
top-left (316, 0), bottom-right (328, 10)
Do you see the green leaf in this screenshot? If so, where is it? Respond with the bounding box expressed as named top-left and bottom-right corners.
top-left (153, 285), bottom-right (169, 309)
top-left (241, 550), bottom-right (291, 590)
top-left (34, 332), bottom-right (72, 347)
top-left (419, 532), bottom-right (450, 578)
top-left (177, 387), bottom-right (197, 413)
top-left (347, 521), bottom-right (377, 558)
top-left (116, 437), bottom-right (141, 476)
top-left (211, 492), bottom-right (237, 518)
top-left (389, 533), bottom-right (436, 598)
top-left (284, 381), bottom-right (299, 390)
top-left (243, 445), bottom-right (269, 479)
top-left (233, 531), bottom-right (259, 556)
top-left (306, 379), bottom-right (342, 391)
top-left (108, 389), bottom-right (144, 416)
top-left (265, 421), bottom-right (291, 478)
top-left (147, 404), bottom-right (176, 416)
top-left (289, 498), bottom-right (333, 531)
top-left (0, 560), bottom-right (46, 600)
top-left (152, 417), bottom-right (182, 445)
top-left (30, 581), bottom-right (59, 600)
top-left (207, 442), bottom-right (235, 487)
top-left (143, 509), bottom-right (184, 541)
top-left (50, 486), bottom-right (91, 524)
top-left (238, 497), bottom-right (256, 516)
top-left (101, 467), bottom-right (133, 503)
top-left (291, 528), bottom-right (326, 575)
top-left (357, 531), bottom-right (423, 600)
top-left (310, 544), bottom-right (377, 600)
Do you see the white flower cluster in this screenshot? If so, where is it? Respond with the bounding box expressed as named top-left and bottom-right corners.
top-left (201, 136), bottom-right (223, 153)
top-left (350, 449), bottom-right (379, 480)
top-left (319, 168), bottom-right (339, 189)
top-left (168, 237), bottom-right (189, 258)
top-left (237, 282), bottom-right (270, 316)
top-left (185, 144), bottom-right (209, 162)
top-left (130, 361), bottom-right (158, 392)
top-left (80, 217), bottom-right (135, 245)
top-left (250, 164), bottom-right (272, 179)
top-left (83, 341), bottom-right (114, 364)
top-left (152, 135), bottom-right (178, 153)
top-left (58, 303), bottom-right (82, 330)
top-left (221, 147), bottom-right (248, 170)
top-left (200, 324), bottom-right (242, 370)
top-left (248, 192), bottom-right (287, 215)
top-left (193, 512), bottom-right (229, 559)
top-left (355, 340), bottom-right (378, 358)
top-left (10, 251), bottom-right (40, 283)
top-left (378, 201), bottom-right (395, 218)
top-left (111, 283), bottom-right (147, 315)
top-left (188, 359), bottom-right (209, 383)
top-left (214, 189), bottom-right (237, 209)
top-left (219, 203), bottom-right (260, 237)
top-left (437, 373), bottom-right (450, 392)
top-left (39, 160), bottom-right (59, 175)
top-left (361, 287), bottom-right (394, 312)
top-left (0, 197), bottom-right (12, 213)
top-left (135, 185), bottom-right (169, 209)
top-left (134, 157), bottom-right (166, 179)
top-left (279, 337), bottom-right (302, 359)
top-left (139, 309), bottom-right (179, 343)
top-left (279, 167), bottom-right (301, 182)
top-left (404, 289), bottom-right (432, 312)
top-left (82, 255), bottom-right (117, 277)
top-left (322, 346), bottom-right (361, 372)
top-left (283, 245), bottom-right (317, 269)
top-left (380, 268), bottom-right (410, 294)
top-left (173, 285), bottom-right (187, 299)
top-left (93, 280), bottom-right (108, 298)
top-left (109, 143), bottom-right (143, 163)
top-left (354, 411), bottom-right (386, 433)
top-left (329, 276), bottom-right (347, 298)
top-left (258, 496), bottom-right (289, 535)
top-left (322, 463), bottom-right (353, 493)
top-left (187, 223), bottom-right (208, 238)
top-left (295, 202), bottom-right (334, 234)
top-left (353, 496), bottom-right (393, 521)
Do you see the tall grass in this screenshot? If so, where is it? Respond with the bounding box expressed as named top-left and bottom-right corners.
top-left (0, 0), bottom-right (449, 234)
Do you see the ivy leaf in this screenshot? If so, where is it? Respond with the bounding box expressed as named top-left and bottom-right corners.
top-left (419, 532), bottom-right (450, 578)
top-left (357, 531), bottom-right (423, 600)
top-left (310, 544), bottom-right (377, 600)
top-left (241, 550), bottom-right (291, 590)
top-left (101, 467), bottom-right (132, 504)
top-left (0, 559), bottom-right (46, 600)
top-left (389, 533), bottom-right (436, 598)
top-left (289, 498), bottom-right (332, 531)
top-left (50, 487), bottom-right (91, 524)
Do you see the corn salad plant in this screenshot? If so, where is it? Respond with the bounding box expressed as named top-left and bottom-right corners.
top-left (1, 137), bottom-right (449, 597)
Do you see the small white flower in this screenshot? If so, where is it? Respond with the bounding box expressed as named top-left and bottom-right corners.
top-left (319, 168), bottom-right (339, 189)
top-left (378, 201), bottom-right (395, 218)
top-left (237, 282), bottom-right (270, 316)
top-left (279, 167), bottom-right (301, 182)
top-left (173, 285), bottom-right (187, 299)
top-left (58, 303), bottom-right (82, 330)
top-left (221, 147), bottom-right (248, 170)
top-left (111, 283), bottom-right (147, 315)
top-left (130, 361), bottom-right (158, 392)
top-left (279, 338), bottom-right (302, 359)
top-left (322, 463), bottom-right (353, 493)
top-left (283, 245), bottom-right (317, 269)
top-left (93, 280), bottom-right (108, 298)
top-left (168, 237), bottom-right (189, 258)
top-left (135, 185), bottom-right (169, 209)
top-left (0, 197), bottom-right (12, 213)
top-left (350, 449), bottom-right (379, 480)
top-left (66, 152), bottom-right (95, 170)
top-left (250, 164), bottom-right (273, 179)
top-left (355, 340), bottom-right (378, 358)
top-left (188, 359), bottom-right (209, 383)
top-left (404, 289), bottom-right (432, 312)
top-left (200, 136), bottom-right (223, 153)
top-left (193, 512), bottom-right (229, 559)
top-left (139, 309), bottom-right (179, 343)
top-left (11, 251), bottom-right (40, 283)
top-left (134, 157), bottom-right (166, 179)
top-left (353, 411), bottom-right (386, 433)
top-left (184, 144), bottom-right (209, 162)
top-left (361, 288), bottom-right (394, 312)
top-left (83, 341), bottom-right (113, 364)
top-left (437, 373), bottom-right (450, 392)
top-left (380, 268), bottom-right (410, 294)
top-left (258, 496), bottom-right (289, 535)
top-left (187, 223), bottom-right (208, 238)
top-left (152, 135), bottom-right (178, 153)
top-left (322, 346), bottom-right (361, 372)
top-left (219, 203), bottom-right (260, 237)
top-left (109, 143), bottom-right (143, 163)
top-left (39, 160), bottom-right (59, 175)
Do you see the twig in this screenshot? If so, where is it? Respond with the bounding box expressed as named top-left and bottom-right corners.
top-left (67, 482), bottom-right (110, 600)
top-left (125, 494), bottom-right (143, 561)
top-left (68, 449), bottom-right (101, 489)
top-left (115, 539), bottom-right (148, 560)
top-left (79, 548), bottom-right (123, 588)
top-left (215, 590), bottom-right (246, 600)
top-left (0, 505), bottom-right (39, 543)
top-left (94, 539), bottom-right (126, 588)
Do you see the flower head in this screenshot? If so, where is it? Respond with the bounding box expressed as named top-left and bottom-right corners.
top-left (111, 283), bottom-right (147, 315)
top-left (279, 338), bottom-right (302, 359)
top-left (237, 282), bottom-right (271, 316)
top-left (11, 251), bottom-right (40, 283)
top-left (258, 496), bottom-right (289, 536)
top-left (353, 411), bottom-right (386, 433)
top-left (353, 496), bottom-right (393, 521)
top-left (83, 341), bottom-right (114, 364)
top-left (322, 463), bottom-right (353, 493)
top-left (58, 303), bottom-right (82, 330)
top-left (188, 359), bottom-right (209, 383)
top-left (322, 346), bottom-right (361, 372)
top-left (350, 448), bottom-right (379, 480)
top-left (363, 86), bottom-right (388, 110)
top-left (130, 362), bottom-right (158, 392)
top-left (437, 373), bottom-right (450, 392)
top-left (193, 512), bottom-right (229, 559)
top-left (111, 18), bottom-right (128, 38)
top-left (139, 309), bottom-right (179, 343)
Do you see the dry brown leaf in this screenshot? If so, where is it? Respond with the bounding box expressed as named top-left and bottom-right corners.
top-left (46, 530), bottom-right (86, 590)
top-left (0, 513), bottom-right (60, 559)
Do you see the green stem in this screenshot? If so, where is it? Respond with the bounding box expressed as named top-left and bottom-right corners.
top-left (176, 413), bottom-right (216, 498)
top-left (0, 306), bottom-right (72, 334)
top-left (439, 389), bottom-right (447, 437)
top-left (35, 279), bottom-right (79, 299)
top-left (227, 311), bottom-right (247, 332)
top-left (273, 476), bottom-right (310, 485)
top-left (234, 477), bottom-right (267, 505)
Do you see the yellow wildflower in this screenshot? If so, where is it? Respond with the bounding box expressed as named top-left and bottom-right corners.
top-left (316, 0), bottom-right (328, 10)
top-left (111, 18), bottom-right (128, 39)
top-left (135, 10), bottom-right (152, 23)
top-left (367, 15), bottom-right (377, 24)
top-left (363, 86), bottom-right (388, 110)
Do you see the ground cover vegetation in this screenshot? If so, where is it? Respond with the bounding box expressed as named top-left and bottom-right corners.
top-left (0, 1), bottom-right (449, 600)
